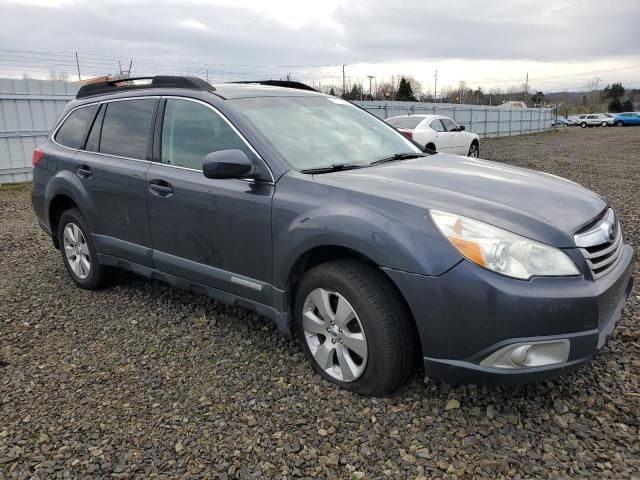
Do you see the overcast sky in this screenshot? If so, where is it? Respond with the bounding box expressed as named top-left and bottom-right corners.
top-left (1, 0), bottom-right (639, 92)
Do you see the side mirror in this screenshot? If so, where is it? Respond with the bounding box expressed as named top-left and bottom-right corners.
top-left (458, 125), bottom-right (466, 131)
top-left (203, 149), bottom-right (254, 179)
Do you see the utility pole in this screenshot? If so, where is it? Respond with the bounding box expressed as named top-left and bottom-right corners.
top-left (524, 72), bottom-right (529, 106)
top-left (342, 65), bottom-right (346, 97)
top-left (75, 51), bottom-right (81, 81)
top-left (367, 75), bottom-right (374, 99)
top-left (128, 59), bottom-right (133, 78)
top-left (434, 69), bottom-right (438, 103)
top-left (593, 76), bottom-right (602, 91)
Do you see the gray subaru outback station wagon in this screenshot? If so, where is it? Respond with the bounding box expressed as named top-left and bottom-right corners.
top-left (32, 76), bottom-right (634, 396)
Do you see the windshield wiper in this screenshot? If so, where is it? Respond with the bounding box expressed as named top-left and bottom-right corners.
top-left (300, 163), bottom-right (367, 174)
top-left (369, 152), bottom-right (427, 166)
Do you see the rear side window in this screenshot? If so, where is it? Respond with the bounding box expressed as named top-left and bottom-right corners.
top-left (99, 99), bottom-right (156, 159)
top-left (55, 105), bottom-right (97, 149)
top-left (386, 116), bottom-right (424, 129)
top-left (160, 99), bottom-right (252, 170)
top-left (430, 119), bottom-right (445, 132)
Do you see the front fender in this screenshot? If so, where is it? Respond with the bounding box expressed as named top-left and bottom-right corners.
top-left (272, 174), bottom-right (462, 289)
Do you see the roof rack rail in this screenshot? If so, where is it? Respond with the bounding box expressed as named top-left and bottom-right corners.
top-left (76, 76), bottom-right (214, 99)
top-left (228, 80), bottom-right (318, 92)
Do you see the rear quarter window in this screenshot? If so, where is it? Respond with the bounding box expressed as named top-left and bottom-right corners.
top-left (54, 105), bottom-right (97, 149)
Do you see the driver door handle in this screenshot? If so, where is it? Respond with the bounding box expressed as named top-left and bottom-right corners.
top-left (149, 179), bottom-right (173, 197)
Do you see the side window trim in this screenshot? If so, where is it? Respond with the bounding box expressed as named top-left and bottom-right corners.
top-left (159, 95), bottom-right (274, 182)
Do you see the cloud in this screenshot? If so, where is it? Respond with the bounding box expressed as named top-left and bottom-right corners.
top-left (178, 19), bottom-right (208, 31)
top-left (0, 0), bottom-right (638, 88)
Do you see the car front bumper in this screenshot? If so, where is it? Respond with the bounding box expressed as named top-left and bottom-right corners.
top-left (383, 244), bottom-right (634, 385)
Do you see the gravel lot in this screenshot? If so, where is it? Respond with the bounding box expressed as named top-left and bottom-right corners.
top-left (1, 127), bottom-right (638, 479)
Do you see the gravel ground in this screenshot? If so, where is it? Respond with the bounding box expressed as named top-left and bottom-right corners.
top-left (1, 127), bottom-right (639, 479)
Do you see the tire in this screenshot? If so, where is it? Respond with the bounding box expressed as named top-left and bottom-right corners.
top-left (294, 260), bottom-right (416, 396)
top-left (601, 121), bottom-right (608, 127)
top-left (581, 122), bottom-right (587, 128)
top-left (467, 141), bottom-right (479, 158)
top-left (58, 208), bottom-right (115, 290)
top-left (425, 143), bottom-right (436, 153)
top-left (616, 121), bottom-right (624, 127)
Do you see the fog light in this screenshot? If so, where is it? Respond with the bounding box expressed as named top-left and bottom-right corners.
top-left (480, 340), bottom-right (570, 369)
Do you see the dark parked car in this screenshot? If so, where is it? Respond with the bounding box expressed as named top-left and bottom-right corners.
top-left (32, 77), bottom-right (634, 396)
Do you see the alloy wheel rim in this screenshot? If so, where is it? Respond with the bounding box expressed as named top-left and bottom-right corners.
top-left (469, 144), bottom-right (479, 157)
top-left (302, 288), bottom-right (368, 382)
top-left (63, 223), bottom-right (91, 279)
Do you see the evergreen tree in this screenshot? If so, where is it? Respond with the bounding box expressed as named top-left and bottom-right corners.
top-left (608, 98), bottom-right (623, 113)
top-left (329, 87), bottom-right (336, 97)
top-left (396, 77), bottom-right (416, 101)
top-left (621, 99), bottom-right (634, 112)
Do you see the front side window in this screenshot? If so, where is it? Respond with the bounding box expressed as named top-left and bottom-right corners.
top-left (441, 118), bottom-right (459, 132)
top-left (161, 99), bottom-right (252, 169)
top-left (99, 99), bottom-right (156, 159)
top-left (55, 105), bottom-right (97, 149)
top-left (230, 96), bottom-right (420, 170)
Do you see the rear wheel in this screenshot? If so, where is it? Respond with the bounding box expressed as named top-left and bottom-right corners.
top-left (601, 121), bottom-right (608, 127)
top-left (581, 122), bottom-right (587, 128)
top-left (468, 141), bottom-right (479, 158)
top-left (58, 209), bottom-right (115, 290)
top-left (425, 143), bottom-right (436, 153)
top-left (616, 121), bottom-right (624, 127)
top-left (295, 260), bottom-right (416, 396)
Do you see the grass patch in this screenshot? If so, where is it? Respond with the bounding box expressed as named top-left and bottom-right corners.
top-left (0, 181), bottom-right (32, 192)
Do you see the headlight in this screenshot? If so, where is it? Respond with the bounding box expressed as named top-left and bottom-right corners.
top-left (429, 209), bottom-right (580, 280)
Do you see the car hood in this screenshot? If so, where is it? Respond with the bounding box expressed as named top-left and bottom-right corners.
top-left (313, 154), bottom-right (607, 247)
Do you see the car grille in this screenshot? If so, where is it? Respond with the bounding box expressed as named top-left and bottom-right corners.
top-left (574, 208), bottom-right (624, 280)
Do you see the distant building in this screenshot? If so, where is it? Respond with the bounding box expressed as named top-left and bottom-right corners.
top-left (498, 101), bottom-right (527, 109)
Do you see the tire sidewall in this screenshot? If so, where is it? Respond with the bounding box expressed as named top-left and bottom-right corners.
top-left (58, 209), bottom-right (102, 289)
top-left (294, 266), bottom-right (398, 394)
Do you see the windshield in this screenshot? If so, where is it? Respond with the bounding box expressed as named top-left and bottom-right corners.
top-left (229, 96), bottom-right (421, 171)
top-left (386, 116), bottom-right (424, 129)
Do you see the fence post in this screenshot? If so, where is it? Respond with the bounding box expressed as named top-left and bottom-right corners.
top-left (509, 109), bottom-right (513, 136)
top-left (497, 110), bottom-right (501, 137)
top-left (484, 108), bottom-right (488, 137)
top-left (469, 107), bottom-right (473, 133)
top-left (384, 105), bottom-right (388, 119)
top-left (520, 109), bottom-right (523, 135)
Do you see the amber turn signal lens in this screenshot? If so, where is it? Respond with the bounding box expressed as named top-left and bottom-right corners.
top-left (448, 237), bottom-right (486, 267)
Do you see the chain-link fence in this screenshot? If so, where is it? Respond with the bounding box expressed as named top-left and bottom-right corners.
top-left (0, 78), bottom-right (77, 183)
top-left (355, 101), bottom-right (553, 138)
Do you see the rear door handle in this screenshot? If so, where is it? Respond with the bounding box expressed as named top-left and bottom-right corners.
top-left (149, 179), bottom-right (173, 197)
top-left (76, 165), bottom-right (93, 179)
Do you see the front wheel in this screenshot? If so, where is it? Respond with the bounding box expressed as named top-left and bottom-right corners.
top-left (468, 141), bottom-right (479, 158)
top-left (601, 121), bottom-right (608, 127)
top-left (581, 122), bottom-right (587, 128)
top-left (295, 260), bottom-right (416, 396)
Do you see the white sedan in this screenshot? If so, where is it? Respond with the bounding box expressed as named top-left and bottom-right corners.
top-left (386, 114), bottom-right (480, 157)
